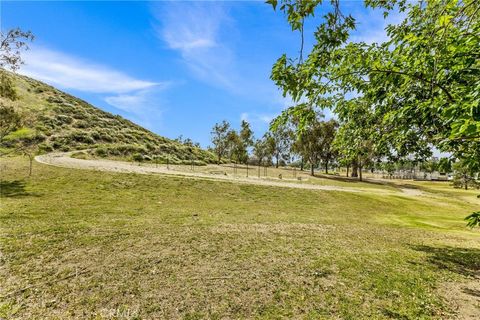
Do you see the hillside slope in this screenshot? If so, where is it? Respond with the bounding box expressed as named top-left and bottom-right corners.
top-left (1, 73), bottom-right (216, 164)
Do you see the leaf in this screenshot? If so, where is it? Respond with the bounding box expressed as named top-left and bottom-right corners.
top-left (266, 0), bottom-right (278, 11)
top-left (465, 211), bottom-right (480, 228)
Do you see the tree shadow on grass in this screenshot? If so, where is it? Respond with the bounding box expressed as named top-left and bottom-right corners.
top-left (0, 180), bottom-right (36, 198)
top-left (412, 245), bottom-right (480, 279)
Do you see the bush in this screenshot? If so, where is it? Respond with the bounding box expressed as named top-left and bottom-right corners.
top-left (56, 115), bottom-right (73, 125)
top-left (71, 151), bottom-right (88, 159)
top-left (46, 96), bottom-right (64, 104)
top-left (69, 131), bottom-right (95, 144)
top-left (73, 120), bottom-right (89, 129)
top-left (95, 148), bottom-right (107, 157)
top-left (132, 153), bottom-right (144, 162)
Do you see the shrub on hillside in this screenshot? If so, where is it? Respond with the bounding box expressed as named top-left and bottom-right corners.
top-left (132, 153), bottom-right (144, 162)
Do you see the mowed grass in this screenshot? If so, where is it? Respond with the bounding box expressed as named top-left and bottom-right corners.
top-left (1, 158), bottom-right (479, 319)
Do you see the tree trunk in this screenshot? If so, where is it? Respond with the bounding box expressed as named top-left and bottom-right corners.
top-left (351, 162), bottom-right (358, 178)
top-left (346, 165), bottom-right (350, 177)
top-left (275, 154), bottom-right (279, 168)
top-left (310, 164), bottom-right (314, 176)
top-left (325, 159), bottom-right (329, 174)
top-left (300, 157), bottom-right (304, 171)
top-left (359, 162), bottom-right (363, 182)
top-left (29, 155), bottom-right (33, 176)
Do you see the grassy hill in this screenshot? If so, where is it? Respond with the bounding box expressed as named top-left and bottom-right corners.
top-left (1, 72), bottom-right (216, 164)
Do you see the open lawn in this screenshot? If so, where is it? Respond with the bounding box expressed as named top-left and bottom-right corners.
top-left (1, 157), bottom-right (479, 319)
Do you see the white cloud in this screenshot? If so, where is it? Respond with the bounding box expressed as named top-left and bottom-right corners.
top-left (240, 112), bottom-right (274, 125)
top-left (18, 46), bottom-right (171, 123)
top-left (349, 9), bottom-right (406, 44)
top-left (105, 89), bottom-right (166, 130)
top-left (20, 47), bottom-right (159, 93)
top-left (154, 3), bottom-right (238, 90)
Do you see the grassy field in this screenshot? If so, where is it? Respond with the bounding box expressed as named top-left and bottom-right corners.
top-left (1, 157), bottom-right (479, 319)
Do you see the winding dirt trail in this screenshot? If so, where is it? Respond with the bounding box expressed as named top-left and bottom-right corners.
top-left (35, 152), bottom-right (418, 196)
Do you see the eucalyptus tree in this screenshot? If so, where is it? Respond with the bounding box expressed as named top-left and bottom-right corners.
top-left (253, 137), bottom-right (270, 166)
top-left (319, 119), bottom-right (338, 174)
top-left (267, 123), bottom-right (294, 168)
top-left (240, 120), bottom-right (254, 150)
top-left (211, 120), bottom-right (231, 164)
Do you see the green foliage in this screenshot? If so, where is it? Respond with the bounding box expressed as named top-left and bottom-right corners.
top-left (210, 120), bottom-right (231, 164)
top-left (270, 0), bottom-right (479, 164)
top-left (465, 211), bottom-right (480, 228)
top-left (452, 160), bottom-right (479, 191)
top-left (0, 104), bottom-right (21, 141)
top-left (438, 157), bottom-right (453, 174)
top-left (0, 71), bottom-right (17, 100)
top-left (269, 0), bottom-right (479, 223)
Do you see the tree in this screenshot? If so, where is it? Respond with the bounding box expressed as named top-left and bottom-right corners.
top-left (452, 160), bottom-right (479, 191)
top-left (226, 130), bottom-right (248, 163)
top-left (240, 120), bottom-right (254, 151)
top-left (268, 0), bottom-right (479, 170)
top-left (438, 157), bottom-right (453, 175)
top-left (253, 137), bottom-right (269, 166)
top-left (1, 28), bottom-right (35, 71)
top-left (268, 123), bottom-right (293, 168)
top-left (1, 28), bottom-right (34, 100)
top-left (210, 120), bottom-right (231, 164)
top-left (319, 119), bottom-right (338, 174)
top-left (420, 159), bottom-right (439, 176)
top-left (293, 120), bottom-right (322, 176)
top-left (4, 128), bottom-right (44, 176)
top-left (0, 104), bottom-right (21, 142)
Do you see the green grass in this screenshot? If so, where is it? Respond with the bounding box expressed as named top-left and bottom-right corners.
top-left (1, 158), bottom-right (479, 319)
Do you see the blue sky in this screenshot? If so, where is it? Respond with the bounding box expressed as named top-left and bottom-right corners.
top-left (2, 1), bottom-right (395, 147)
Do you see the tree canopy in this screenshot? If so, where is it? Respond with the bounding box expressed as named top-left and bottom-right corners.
top-left (267, 0), bottom-right (479, 225)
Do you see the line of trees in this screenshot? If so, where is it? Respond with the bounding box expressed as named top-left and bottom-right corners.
top-left (210, 114), bottom-right (340, 175)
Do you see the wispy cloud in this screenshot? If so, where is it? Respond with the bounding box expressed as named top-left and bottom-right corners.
top-left (349, 8), bottom-right (406, 44)
top-left (240, 112), bottom-right (275, 126)
top-left (21, 47), bottom-right (160, 93)
top-left (19, 46), bottom-right (171, 125)
top-left (153, 2), bottom-right (238, 90)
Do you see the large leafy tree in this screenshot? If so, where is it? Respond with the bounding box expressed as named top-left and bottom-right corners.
top-left (268, 0), bottom-right (479, 225)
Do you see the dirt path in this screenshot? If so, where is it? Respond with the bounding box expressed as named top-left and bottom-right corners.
top-left (35, 152), bottom-right (417, 196)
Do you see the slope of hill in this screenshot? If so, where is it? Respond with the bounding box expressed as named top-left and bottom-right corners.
top-left (1, 73), bottom-right (216, 164)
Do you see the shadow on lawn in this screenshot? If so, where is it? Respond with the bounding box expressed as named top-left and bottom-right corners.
top-left (412, 245), bottom-right (480, 278)
top-left (313, 173), bottom-right (422, 191)
top-left (0, 180), bottom-right (35, 198)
